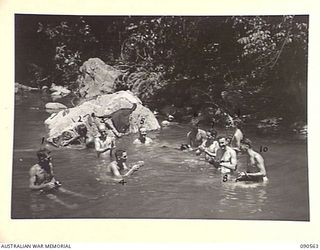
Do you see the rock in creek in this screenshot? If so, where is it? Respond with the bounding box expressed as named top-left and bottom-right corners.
top-left (45, 102), bottom-right (68, 110)
top-left (15, 82), bottom-right (38, 93)
top-left (49, 83), bottom-right (71, 98)
top-left (44, 90), bottom-right (160, 147)
top-left (76, 58), bottom-right (121, 99)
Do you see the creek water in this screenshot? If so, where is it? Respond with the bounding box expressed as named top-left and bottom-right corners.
top-left (12, 92), bottom-right (309, 220)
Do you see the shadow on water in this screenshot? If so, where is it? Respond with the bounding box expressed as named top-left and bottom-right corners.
top-left (12, 93), bottom-right (309, 220)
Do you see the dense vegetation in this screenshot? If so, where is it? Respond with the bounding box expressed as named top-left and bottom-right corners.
top-left (15, 15), bottom-right (308, 126)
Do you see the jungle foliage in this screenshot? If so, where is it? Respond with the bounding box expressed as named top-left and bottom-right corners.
top-left (15, 15), bottom-right (308, 124)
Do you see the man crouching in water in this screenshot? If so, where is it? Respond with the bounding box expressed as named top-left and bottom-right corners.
top-left (212, 136), bottom-right (237, 173)
top-left (29, 148), bottom-right (61, 191)
top-left (107, 149), bottom-right (144, 182)
top-left (133, 127), bottom-right (153, 145)
top-left (236, 138), bottom-right (268, 182)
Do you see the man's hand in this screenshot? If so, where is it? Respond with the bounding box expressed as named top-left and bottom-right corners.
top-left (236, 171), bottom-right (248, 180)
top-left (43, 182), bottom-right (56, 190)
top-left (131, 165), bottom-right (141, 171)
top-left (136, 161), bottom-right (144, 166)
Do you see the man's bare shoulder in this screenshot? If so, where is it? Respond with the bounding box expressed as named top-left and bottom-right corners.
top-left (146, 137), bottom-right (153, 143)
top-left (199, 129), bottom-right (206, 134)
top-left (94, 136), bottom-right (102, 142)
top-left (107, 161), bottom-right (118, 168)
top-left (254, 152), bottom-right (264, 162)
top-left (133, 138), bottom-right (141, 144)
top-left (226, 146), bottom-right (237, 155)
top-left (29, 164), bottom-right (41, 174)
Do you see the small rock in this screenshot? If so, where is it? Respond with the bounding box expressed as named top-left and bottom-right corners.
top-left (45, 102), bottom-right (68, 110)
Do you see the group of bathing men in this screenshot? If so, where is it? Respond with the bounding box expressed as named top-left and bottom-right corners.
top-left (182, 120), bottom-right (268, 182)
top-left (29, 121), bottom-right (146, 192)
top-left (29, 115), bottom-right (267, 193)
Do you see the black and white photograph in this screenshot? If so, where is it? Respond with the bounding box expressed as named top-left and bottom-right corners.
top-left (11, 13), bottom-right (309, 221)
top-left (3, 0), bottom-right (320, 246)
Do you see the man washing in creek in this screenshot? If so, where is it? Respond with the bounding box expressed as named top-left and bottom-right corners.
top-left (133, 127), bottom-right (153, 145)
top-left (236, 138), bottom-right (268, 182)
top-left (230, 120), bottom-right (244, 152)
top-left (94, 124), bottom-right (116, 158)
top-left (29, 148), bottom-right (86, 208)
top-left (212, 136), bottom-right (237, 173)
top-left (29, 148), bottom-right (60, 192)
top-left (196, 129), bottom-right (220, 162)
top-left (106, 149), bottom-right (144, 182)
top-left (180, 120), bottom-right (207, 151)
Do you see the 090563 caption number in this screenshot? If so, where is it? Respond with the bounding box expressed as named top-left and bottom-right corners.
top-left (300, 244), bottom-right (319, 248)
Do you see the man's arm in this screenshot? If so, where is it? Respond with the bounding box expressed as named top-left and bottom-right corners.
top-left (104, 120), bottom-right (124, 138)
top-left (123, 162), bottom-right (144, 177)
top-left (49, 162), bottom-right (54, 176)
top-left (247, 154), bottom-right (266, 177)
top-left (204, 148), bottom-right (216, 157)
top-left (204, 141), bottom-right (219, 157)
top-left (186, 132), bottom-right (192, 146)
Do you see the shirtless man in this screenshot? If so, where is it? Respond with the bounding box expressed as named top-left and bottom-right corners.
top-left (133, 127), bottom-right (153, 145)
top-left (236, 138), bottom-right (268, 182)
top-left (29, 148), bottom-right (60, 191)
top-left (29, 148), bottom-right (86, 208)
top-left (212, 136), bottom-right (237, 173)
top-left (94, 124), bottom-right (116, 158)
top-left (197, 129), bottom-right (220, 162)
top-left (106, 149), bottom-right (143, 181)
top-left (161, 115), bottom-right (175, 127)
top-left (230, 121), bottom-right (244, 152)
top-left (186, 122), bottom-right (207, 149)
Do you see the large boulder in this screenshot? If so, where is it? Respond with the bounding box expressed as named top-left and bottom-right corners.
top-left (44, 90), bottom-right (160, 147)
top-left (76, 58), bottom-right (121, 99)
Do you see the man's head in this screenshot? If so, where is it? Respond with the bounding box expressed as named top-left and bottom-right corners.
top-left (206, 129), bottom-right (217, 140)
top-left (98, 124), bottom-right (108, 137)
top-left (168, 115), bottom-right (174, 122)
top-left (190, 121), bottom-right (200, 133)
top-left (234, 120), bottom-right (242, 129)
top-left (115, 149), bottom-right (127, 163)
top-left (37, 148), bottom-right (52, 163)
top-left (76, 124), bottom-right (88, 138)
top-left (139, 127), bottom-right (148, 141)
top-left (217, 136), bottom-right (227, 150)
top-left (240, 138), bottom-right (252, 152)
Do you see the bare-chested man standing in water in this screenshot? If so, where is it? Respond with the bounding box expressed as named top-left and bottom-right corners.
top-left (213, 136), bottom-right (237, 173)
top-left (186, 122), bottom-right (207, 149)
top-left (236, 138), bottom-right (268, 182)
top-left (29, 148), bottom-right (87, 208)
top-left (29, 148), bottom-right (59, 191)
top-left (94, 124), bottom-right (115, 158)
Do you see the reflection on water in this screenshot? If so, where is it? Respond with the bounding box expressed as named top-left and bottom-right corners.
top-left (11, 93), bottom-right (309, 220)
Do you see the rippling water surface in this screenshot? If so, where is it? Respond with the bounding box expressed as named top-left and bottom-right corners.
top-left (12, 92), bottom-right (309, 220)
